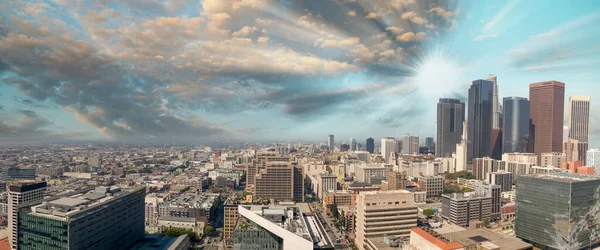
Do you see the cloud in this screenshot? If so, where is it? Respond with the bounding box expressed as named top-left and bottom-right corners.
top-left (474, 33), bottom-right (498, 41)
top-left (385, 26), bottom-right (403, 34)
top-left (401, 12), bottom-right (428, 26)
top-left (232, 26), bottom-right (258, 37)
top-left (314, 37), bottom-right (361, 48)
top-left (427, 7), bottom-right (457, 19)
top-left (0, 0), bottom-right (463, 142)
top-left (396, 32), bottom-right (426, 42)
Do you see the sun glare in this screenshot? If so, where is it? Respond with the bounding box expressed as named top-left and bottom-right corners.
top-left (411, 48), bottom-right (463, 97)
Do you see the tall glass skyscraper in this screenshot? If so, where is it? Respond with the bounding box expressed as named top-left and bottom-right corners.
top-left (467, 80), bottom-right (494, 163)
top-left (502, 97), bottom-right (530, 153)
top-left (366, 137), bottom-right (374, 153)
top-left (436, 98), bottom-right (465, 157)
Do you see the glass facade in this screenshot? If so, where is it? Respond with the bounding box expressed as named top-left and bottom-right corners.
top-left (503, 97), bottom-right (530, 153)
top-left (436, 98), bottom-right (465, 158)
top-left (516, 175), bottom-right (600, 249)
top-left (233, 221), bottom-right (283, 250)
top-left (18, 212), bottom-right (68, 250)
top-left (467, 80), bottom-right (494, 163)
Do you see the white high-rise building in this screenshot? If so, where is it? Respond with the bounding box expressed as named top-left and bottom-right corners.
top-left (328, 134), bottom-right (334, 151)
top-left (402, 134), bottom-right (419, 155)
top-left (8, 181), bottom-right (47, 249)
top-left (455, 120), bottom-right (468, 172)
top-left (568, 96), bottom-right (591, 142)
top-left (350, 138), bottom-right (357, 151)
top-left (487, 74), bottom-right (500, 128)
top-left (381, 137), bottom-right (395, 163)
top-left (587, 149), bottom-right (600, 175)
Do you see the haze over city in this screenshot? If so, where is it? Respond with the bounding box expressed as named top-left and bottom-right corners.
top-left (1, 0), bottom-right (599, 145)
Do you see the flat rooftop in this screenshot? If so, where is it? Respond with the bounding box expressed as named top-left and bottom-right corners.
top-left (442, 228), bottom-right (532, 250)
top-left (526, 172), bottom-right (600, 182)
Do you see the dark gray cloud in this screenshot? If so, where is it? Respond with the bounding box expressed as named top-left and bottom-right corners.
top-left (0, 0), bottom-right (463, 142)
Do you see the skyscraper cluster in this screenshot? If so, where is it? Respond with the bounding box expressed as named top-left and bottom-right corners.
top-left (436, 77), bottom-right (592, 174)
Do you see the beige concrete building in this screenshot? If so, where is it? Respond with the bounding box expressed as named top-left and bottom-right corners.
top-left (501, 152), bottom-right (537, 164)
top-left (540, 152), bottom-right (565, 167)
top-left (316, 173), bottom-right (337, 199)
top-left (442, 193), bottom-right (492, 228)
top-left (355, 164), bottom-right (387, 183)
top-left (254, 162), bottom-right (296, 201)
top-left (223, 204), bottom-right (239, 244)
top-left (387, 171), bottom-right (409, 190)
top-left (472, 157), bottom-right (496, 180)
top-left (246, 152), bottom-right (290, 192)
top-left (355, 190), bottom-right (418, 250)
top-left (419, 175), bottom-right (444, 198)
top-left (322, 190), bottom-right (356, 209)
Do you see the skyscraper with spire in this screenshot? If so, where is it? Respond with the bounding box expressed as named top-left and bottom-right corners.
top-left (488, 74), bottom-right (500, 128)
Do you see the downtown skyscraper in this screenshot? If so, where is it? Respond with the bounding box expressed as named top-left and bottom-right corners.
top-left (529, 81), bottom-right (565, 164)
top-left (328, 134), bottom-right (334, 151)
top-left (467, 79), bottom-right (494, 163)
top-left (567, 96), bottom-right (591, 142)
top-left (436, 98), bottom-right (465, 157)
top-left (503, 97), bottom-right (530, 153)
top-left (366, 137), bottom-right (374, 153)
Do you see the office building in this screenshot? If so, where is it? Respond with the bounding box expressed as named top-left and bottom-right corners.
top-left (276, 144), bottom-right (290, 156)
top-left (402, 134), bottom-right (420, 155)
top-left (472, 157), bottom-right (496, 180)
top-left (254, 162), bottom-right (299, 201)
top-left (233, 205), bottom-right (322, 250)
top-left (567, 96), bottom-right (591, 142)
top-left (246, 152), bottom-right (290, 193)
top-left (529, 81), bottom-right (565, 164)
top-left (496, 161), bottom-right (534, 177)
top-left (7, 181), bottom-right (47, 250)
top-left (442, 193), bottom-right (492, 228)
top-left (419, 175), bottom-right (444, 198)
top-left (467, 79), bottom-right (494, 163)
top-left (503, 97), bottom-right (530, 153)
top-left (408, 227), bottom-right (532, 250)
top-left (355, 164), bottom-right (387, 184)
top-left (455, 120), bottom-right (468, 172)
top-left (491, 128), bottom-right (503, 160)
top-left (328, 134), bottom-right (334, 151)
top-left (381, 137), bottom-right (395, 163)
top-left (516, 173), bottom-right (600, 249)
top-left (540, 152), bottom-right (565, 168)
top-left (0, 167), bottom-right (36, 181)
top-left (18, 186), bottom-right (145, 250)
top-left (223, 204), bottom-right (239, 244)
top-left (394, 140), bottom-right (402, 154)
top-left (436, 98), bottom-right (465, 157)
top-left (425, 137), bottom-right (434, 152)
top-left (487, 172), bottom-right (513, 192)
top-left (563, 138), bottom-right (588, 164)
top-left (501, 152), bottom-right (537, 165)
top-left (293, 166), bottom-right (304, 202)
top-left (350, 138), bottom-right (357, 151)
top-left (476, 182), bottom-right (501, 221)
top-left (366, 137), bottom-right (374, 153)
top-left (587, 148), bottom-right (600, 175)
top-left (387, 171), bottom-right (409, 190)
top-left (355, 190), bottom-right (418, 250)
top-left (488, 74), bottom-right (500, 129)
top-left (316, 173), bottom-right (337, 199)
top-left (322, 191), bottom-right (356, 209)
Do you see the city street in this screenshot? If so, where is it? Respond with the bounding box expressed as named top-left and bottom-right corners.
top-left (309, 202), bottom-right (349, 249)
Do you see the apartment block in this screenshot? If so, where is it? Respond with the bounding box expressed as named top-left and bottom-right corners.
top-left (442, 193), bottom-right (492, 228)
top-left (419, 175), bottom-right (444, 198)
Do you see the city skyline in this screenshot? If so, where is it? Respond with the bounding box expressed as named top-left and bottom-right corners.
top-left (1, 1), bottom-right (600, 145)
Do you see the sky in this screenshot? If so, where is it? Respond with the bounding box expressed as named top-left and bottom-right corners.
top-left (1, 0), bottom-right (600, 146)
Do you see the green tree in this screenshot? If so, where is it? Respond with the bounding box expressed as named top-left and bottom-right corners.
top-left (483, 219), bottom-right (490, 227)
top-left (204, 225), bottom-right (215, 235)
top-left (423, 209), bottom-right (435, 216)
top-left (460, 187), bottom-right (473, 192)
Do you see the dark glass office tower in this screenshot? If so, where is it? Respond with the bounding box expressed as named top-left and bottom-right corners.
top-left (366, 137), bottom-right (374, 153)
top-left (503, 97), bottom-right (530, 153)
top-left (467, 80), bottom-right (494, 163)
top-left (436, 98), bottom-right (465, 157)
top-left (516, 173), bottom-right (600, 249)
